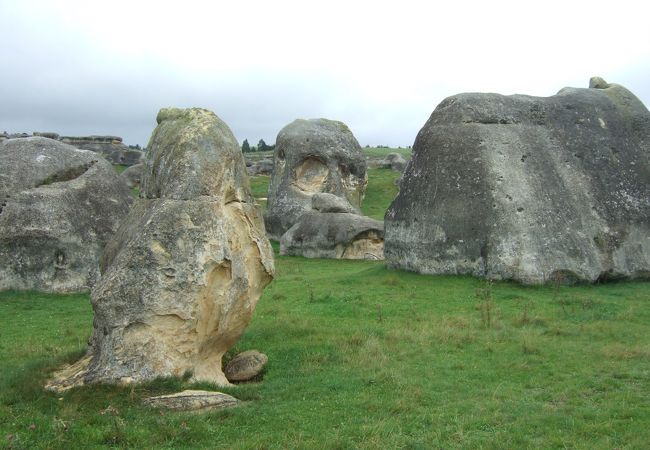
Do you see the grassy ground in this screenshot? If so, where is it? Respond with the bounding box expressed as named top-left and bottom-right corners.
top-left (1, 264), bottom-right (649, 449)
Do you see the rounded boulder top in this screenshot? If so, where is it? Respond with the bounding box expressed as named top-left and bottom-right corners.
top-left (143, 107), bottom-right (249, 201)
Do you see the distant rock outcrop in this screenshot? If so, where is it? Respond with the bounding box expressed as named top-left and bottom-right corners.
top-left (0, 137), bottom-right (132, 292)
top-left (385, 78), bottom-right (650, 284)
top-left (61, 135), bottom-right (143, 166)
top-left (47, 108), bottom-right (274, 392)
top-left (265, 119), bottom-right (367, 239)
top-left (0, 132), bottom-right (143, 165)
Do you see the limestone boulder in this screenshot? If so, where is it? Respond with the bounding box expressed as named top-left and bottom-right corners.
top-left (224, 350), bottom-right (268, 382)
top-left (280, 211), bottom-right (384, 260)
top-left (265, 119), bottom-right (367, 239)
top-left (385, 78), bottom-right (650, 284)
top-left (48, 108), bottom-right (274, 391)
top-left (0, 137), bottom-right (132, 292)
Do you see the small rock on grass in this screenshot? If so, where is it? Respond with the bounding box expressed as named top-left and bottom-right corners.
top-left (225, 350), bottom-right (268, 382)
top-left (143, 390), bottom-right (239, 411)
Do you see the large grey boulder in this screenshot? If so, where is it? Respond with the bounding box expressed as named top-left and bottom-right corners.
top-left (280, 211), bottom-right (384, 260)
top-left (265, 119), bottom-right (367, 239)
top-left (47, 108), bottom-right (274, 391)
top-left (385, 78), bottom-right (650, 284)
top-left (0, 137), bottom-right (132, 292)
top-left (61, 135), bottom-right (144, 166)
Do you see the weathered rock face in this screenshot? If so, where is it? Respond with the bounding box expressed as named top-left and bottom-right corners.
top-left (385, 78), bottom-right (650, 284)
top-left (0, 137), bottom-right (132, 292)
top-left (61, 135), bottom-right (144, 166)
top-left (280, 211), bottom-right (384, 260)
top-left (48, 108), bottom-right (274, 390)
top-left (265, 119), bottom-right (367, 239)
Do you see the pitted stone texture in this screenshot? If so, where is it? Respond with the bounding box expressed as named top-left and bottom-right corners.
top-left (0, 137), bottom-right (132, 292)
top-left (265, 118), bottom-right (367, 239)
top-left (280, 211), bottom-right (384, 260)
top-left (48, 108), bottom-right (274, 391)
top-left (385, 79), bottom-right (650, 284)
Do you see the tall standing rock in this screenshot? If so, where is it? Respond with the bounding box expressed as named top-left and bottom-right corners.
top-left (0, 137), bottom-right (132, 292)
top-left (265, 119), bottom-right (367, 239)
top-left (48, 108), bottom-right (274, 390)
top-left (385, 78), bottom-right (650, 284)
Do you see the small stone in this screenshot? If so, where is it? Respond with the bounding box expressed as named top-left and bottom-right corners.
top-left (224, 350), bottom-right (269, 382)
top-left (143, 390), bottom-right (238, 411)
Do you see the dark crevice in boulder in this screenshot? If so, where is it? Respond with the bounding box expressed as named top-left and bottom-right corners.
top-left (36, 161), bottom-right (96, 187)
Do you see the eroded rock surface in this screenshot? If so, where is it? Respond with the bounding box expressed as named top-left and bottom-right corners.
top-left (281, 211), bottom-right (384, 260)
top-left (265, 119), bottom-right (367, 239)
top-left (385, 78), bottom-right (650, 284)
top-left (0, 137), bottom-right (132, 292)
top-left (47, 108), bottom-right (274, 391)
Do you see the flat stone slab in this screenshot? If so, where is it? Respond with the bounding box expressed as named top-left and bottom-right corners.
top-left (143, 390), bottom-right (239, 411)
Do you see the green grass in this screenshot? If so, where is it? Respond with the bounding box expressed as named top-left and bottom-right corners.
top-left (1, 264), bottom-right (650, 449)
top-left (361, 168), bottom-right (401, 220)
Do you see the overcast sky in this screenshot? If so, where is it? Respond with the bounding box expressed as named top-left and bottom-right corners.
top-left (1, 0), bottom-right (649, 147)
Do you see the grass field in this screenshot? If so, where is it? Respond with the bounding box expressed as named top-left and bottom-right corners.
top-left (2, 154), bottom-right (649, 449)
